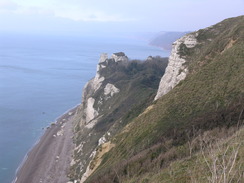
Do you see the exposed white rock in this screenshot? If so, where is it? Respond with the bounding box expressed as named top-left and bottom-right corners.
top-left (104, 83), bottom-right (120, 97)
top-left (92, 75), bottom-right (105, 93)
top-left (85, 97), bottom-right (98, 123)
top-left (98, 96), bottom-right (103, 105)
top-left (70, 159), bottom-right (76, 166)
top-left (99, 53), bottom-right (108, 63)
top-left (74, 52), bottom-right (131, 183)
top-left (111, 52), bottom-right (128, 62)
top-left (79, 80), bottom-right (101, 126)
top-left (100, 65), bottom-right (106, 69)
top-left (98, 136), bottom-right (106, 146)
top-left (80, 167), bottom-right (90, 183)
top-left (97, 54), bottom-right (108, 72)
top-left (83, 55), bottom-right (106, 102)
top-left (80, 149), bottom-right (97, 182)
top-left (147, 56), bottom-right (153, 61)
top-left (75, 143), bottom-right (84, 154)
top-left (80, 52), bottom-right (129, 126)
top-left (57, 129), bottom-right (64, 136)
top-left (81, 77), bottom-right (104, 107)
top-left (85, 118), bottom-right (98, 129)
top-left (68, 112), bottom-right (73, 115)
top-left (89, 149), bottom-right (97, 158)
top-left (67, 181), bottom-right (78, 183)
top-left (155, 33), bottom-right (197, 100)
top-left (183, 34), bottom-right (197, 48)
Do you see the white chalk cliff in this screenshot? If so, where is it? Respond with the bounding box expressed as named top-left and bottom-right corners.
top-left (154, 33), bottom-right (197, 100)
top-left (111, 52), bottom-right (128, 62)
top-left (71, 52), bottom-right (128, 183)
top-left (104, 83), bottom-right (120, 97)
top-left (79, 52), bottom-right (127, 126)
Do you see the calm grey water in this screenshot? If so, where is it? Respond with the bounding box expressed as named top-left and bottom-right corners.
top-left (0, 33), bottom-right (169, 183)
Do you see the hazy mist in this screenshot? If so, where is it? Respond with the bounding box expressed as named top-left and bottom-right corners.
top-left (0, 0), bottom-right (243, 35)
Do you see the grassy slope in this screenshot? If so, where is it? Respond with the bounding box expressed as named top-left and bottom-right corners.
top-left (85, 16), bottom-right (244, 183)
top-left (126, 127), bottom-right (244, 183)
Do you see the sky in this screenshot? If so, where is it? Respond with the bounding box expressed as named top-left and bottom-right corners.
top-left (0, 0), bottom-right (243, 35)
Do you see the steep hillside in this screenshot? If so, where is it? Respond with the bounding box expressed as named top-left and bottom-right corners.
top-left (68, 53), bottom-right (168, 182)
top-left (81, 16), bottom-right (244, 183)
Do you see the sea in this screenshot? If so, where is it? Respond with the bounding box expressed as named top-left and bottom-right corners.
top-left (0, 32), bottom-right (170, 183)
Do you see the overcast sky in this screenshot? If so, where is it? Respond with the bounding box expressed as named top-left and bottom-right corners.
top-left (0, 0), bottom-right (243, 35)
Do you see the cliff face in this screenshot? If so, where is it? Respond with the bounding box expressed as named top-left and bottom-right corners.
top-left (155, 33), bottom-right (197, 100)
top-left (69, 53), bottom-right (168, 182)
top-left (79, 16), bottom-right (244, 183)
top-left (155, 15), bottom-right (244, 100)
top-left (79, 52), bottom-right (128, 127)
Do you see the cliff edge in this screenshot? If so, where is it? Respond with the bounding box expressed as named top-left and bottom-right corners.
top-left (80, 16), bottom-right (244, 183)
top-left (69, 53), bottom-right (168, 182)
top-left (155, 33), bottom-right (197, 100)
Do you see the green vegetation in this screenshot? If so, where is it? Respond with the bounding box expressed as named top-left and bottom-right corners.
top-left (124, 127), bottom-right (244, 183)
top-left (69, 57), bottom-right (168, 180)
top-left (187, 15), bottom-right (244, 73)
top-left (178, 43), bottom-right (190, 57)
top-left (93, 57), bottom-right (168, 133)
top-left (83, 16), bottom-right (244, 183)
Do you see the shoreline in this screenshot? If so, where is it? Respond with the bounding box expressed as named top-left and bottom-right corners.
top-left (54, 104), bottom-right (80, 123)
top-left (13, 105), bottom-right (79, 183)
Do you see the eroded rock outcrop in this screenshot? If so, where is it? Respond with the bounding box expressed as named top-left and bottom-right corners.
top-left (104, 83), bottom-right (120, 98)
top-left (69, 53), bottom-right (128, 182)
top-left (69, 53), bottom-right (168, 183)
top-left (80, 53), bottom-right (126, 125)
top-left (111, 52), bottom-right (128, 62)
top-left (154, 33), bottom-right (197, 100)
top-left (69, 15), bottom-right (244, 183)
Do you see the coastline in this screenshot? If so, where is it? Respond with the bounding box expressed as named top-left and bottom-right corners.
top-left (14, 105), bottom-right (79, 183)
